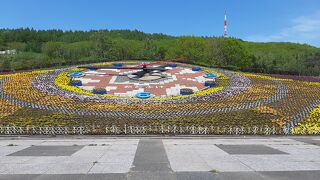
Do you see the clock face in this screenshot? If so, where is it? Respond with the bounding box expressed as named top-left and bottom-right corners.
top-left (73, 64), bottom-right (210, 98)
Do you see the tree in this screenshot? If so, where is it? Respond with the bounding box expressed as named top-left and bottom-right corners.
top-left (207, 38), bottom-right (226, 66)
top-left (42, 42), bottom-right (65, 59)
top-left (25, 42), bottom-right (42, 53)
top-left (7, 42), bottom-right (26, 51)
top-left (141, 39), bottom-right (158, 60)
top-left (156, 46), bottom-right (166, 60)
top-left (62, 41), bottom-right (95, 64)
top-left (111, 39), bottom-right (142, 60)
top-left (92, 32), bottom-right (114, 60)
top-left (1, 57), bottom-right (11, 71)
top-left (221, 38), bottom-right (253, 68)
top-left (176, 37), bottom-right (207, 64)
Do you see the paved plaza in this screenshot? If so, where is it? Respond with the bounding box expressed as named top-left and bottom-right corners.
top-left (0, 136), bottom-right (320, 179)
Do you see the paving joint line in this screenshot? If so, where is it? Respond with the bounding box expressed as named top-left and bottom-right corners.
top-left (85, 142), bottom-right (114, 174)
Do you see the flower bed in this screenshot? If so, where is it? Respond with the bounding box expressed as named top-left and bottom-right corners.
top-left (180, 88), bottom-right (194, 95)
top-left (204, 80), bottom-right (216, 87)
top-left (0, 61), bottom-right (320, 135)
top-left (0, 99), bottom-right (21, 119)
top-left (51, 65), bottom-right (230, 103)
top-left (70, 80), bottom-right (82, 86)
top-left (68, 72), bottom-right (84, 78)
top-left (168, 63), bottom-right (177, 68)
top-left (0, 70), bottom-right (52, 78)
top-left (292, 105), bottom-right (320, 135)
top-left (92, 88), bottom-right (107, 94)
top-left (136, 92), bottom-right (151, 99)
top-left (112, 63), bottom-right (123, 67)
top-left (192, 67), bottom-right (201, 71)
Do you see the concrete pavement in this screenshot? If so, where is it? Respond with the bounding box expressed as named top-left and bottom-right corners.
top-left (0, 136), bottom-right (320, 179)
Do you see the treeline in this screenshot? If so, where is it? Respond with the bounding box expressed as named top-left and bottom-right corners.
top-left (0, 28), bottom-right (319, 76)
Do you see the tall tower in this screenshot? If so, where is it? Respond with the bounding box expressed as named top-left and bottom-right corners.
top-left (224, 10), bottom-right (228, 37)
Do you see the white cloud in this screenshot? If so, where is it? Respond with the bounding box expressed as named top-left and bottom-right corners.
top-left (245, 11), bottom-right (320, 47)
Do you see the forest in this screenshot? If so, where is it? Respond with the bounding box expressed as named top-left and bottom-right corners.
top-left (0, 28), bottom-right (319, 76)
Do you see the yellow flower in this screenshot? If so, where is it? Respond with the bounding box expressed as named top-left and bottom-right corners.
top-left (293, 105), bottom-right (320, 135)
top-left (0, 70), bottom-right (52, 78)
top-left (238, 72), bottom-right (293, 82)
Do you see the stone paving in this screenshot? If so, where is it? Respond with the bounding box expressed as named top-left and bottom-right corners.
top-left (0, 137), bottom-right (320, 179)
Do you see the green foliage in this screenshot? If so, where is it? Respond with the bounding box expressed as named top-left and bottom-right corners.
top-left (42, 41), bottom-right (65, 59)
top-left (176, 36), bottom-right (207, 63)
top-left (25, 42), bottom-right (42, 53)
top-left (111, 39), bottom-right (143, 60)
top-left (7, 42), bottom-right (26, 51)
top-left (244, 42), bottom-right (320, 75)
top-left (0, 28), bottom-right (319, 76)
top-left (222, 39), bottom-right (253, 68)
top-left (141, 39), bottom-right (157, 59)
top-left (11, 52), bottom-right (50, 69)
top-left (206, 38), bottom-right (253, 68)
top-left (0, 56), bottom-right (11, 71)
top-left (62, 41), bottom-right (96, 64)
top-left (91, 31), bottom-right (114, 60)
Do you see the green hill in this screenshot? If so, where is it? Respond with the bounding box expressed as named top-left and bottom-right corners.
top-left (0, 28), bottom-right (319, 76)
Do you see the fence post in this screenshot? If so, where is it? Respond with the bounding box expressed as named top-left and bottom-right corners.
top-left (105, 126), bottom-right (109, 134)
top-left (179, 126), bottom-right (184, 134)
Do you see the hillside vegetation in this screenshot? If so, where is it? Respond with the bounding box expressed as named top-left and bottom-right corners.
top-left (0, 28), bottom-right (319, 76)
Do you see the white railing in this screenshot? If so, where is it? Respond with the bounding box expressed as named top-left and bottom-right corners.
top-left (0, 125), bottom-right (293, 135)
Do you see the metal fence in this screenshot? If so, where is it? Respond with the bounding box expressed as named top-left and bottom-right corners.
top-left (0, 125), bottom-right (297, 135)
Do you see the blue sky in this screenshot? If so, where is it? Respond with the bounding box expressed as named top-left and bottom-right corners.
top-left (0, 0), bottom-right (320, 47)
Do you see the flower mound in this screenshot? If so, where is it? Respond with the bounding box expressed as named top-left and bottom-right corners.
top-left (0, 61), bottom-right (319, 135)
